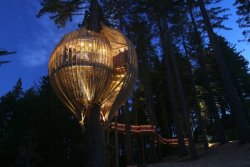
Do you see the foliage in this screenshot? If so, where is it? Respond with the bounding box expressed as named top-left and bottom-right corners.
top-left (0, 77), bottom-right (84, 166)
top-left (234, 0), bottom-right (250, 42)
top-left (37, 0), bottom-right (88, 27)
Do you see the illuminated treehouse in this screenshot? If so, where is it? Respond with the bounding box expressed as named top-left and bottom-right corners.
top-left (48, 25), bottom-right (137, 125)
top-left (48, 1), bottom-right (138, 164)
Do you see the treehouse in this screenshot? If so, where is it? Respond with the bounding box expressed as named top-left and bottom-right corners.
top-left (48, 25), bottom-right (137, 125)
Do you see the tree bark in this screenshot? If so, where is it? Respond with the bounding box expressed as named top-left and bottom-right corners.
top-left (82, 1), bottom-right (106, 166)
top-left (180, 26), bottom-right (208, 148)
top-left (198, 0), bottom-right (250, 143)
top-left (135, 23), bottom-right (158, 160)
top-left (159, 93), bottom-right (170, 138)
top-left (83, 105), bottom-right (105, 167)
top-left (157, 14), bottom-right (188, 157)
top-left (135, 21), bottom-right (157, 126)
top-left (114, 114), bottom-right (119, 167)
top-left (88, 0), bottom-right (101, 32)
top-left (188, 0), bottom-right (227, 144)
top-left (140, 135), bottom-right (146, 167)
top-left (142, 48), bottom-right (157, 125)
top-left (164, 23), bottom-right (198, 160)
top-left (124, 102), bottom-right (134, 165)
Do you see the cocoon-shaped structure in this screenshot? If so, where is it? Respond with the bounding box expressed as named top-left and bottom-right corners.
top-left (48, 25), bottom-right (137, 124)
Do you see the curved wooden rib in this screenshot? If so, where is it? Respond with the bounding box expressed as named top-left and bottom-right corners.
top-left (49, 26), bottom-right (137, 123)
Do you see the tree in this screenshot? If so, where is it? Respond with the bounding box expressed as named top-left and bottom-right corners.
top-left (0, 76), bottom-right (86, 166)
top-left (142, 0), bottom-right (198, 159)
top-left (178, 15), bottom-right (209, 147)
top-left (234, 0), bottom-right (250, 42)
top-left (37, 0), bottom-right (87, 27)
top-left (0, 79), bottom-right (24, 166)
top-left (0, 49), bottom-right (15, 65)
top-left (206, 36), bottom-right (250, 123)
top-left (155, 6), bottom-right (189, 158)
top-left (186, 0), bottom-right (227, 145)
top-left (198, 0), bottom-right (250, 143)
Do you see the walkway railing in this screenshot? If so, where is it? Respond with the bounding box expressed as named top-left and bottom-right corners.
top-left (109, 122), bottom-right (189, 145)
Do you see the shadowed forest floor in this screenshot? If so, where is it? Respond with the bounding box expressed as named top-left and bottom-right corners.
top-left (149, 141), bottom-right (250, 167)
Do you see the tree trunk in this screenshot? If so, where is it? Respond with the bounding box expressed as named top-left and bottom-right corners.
top-left (136, 24), bottom-right (158, 160)
top-left (140, 135), bottom-right (146, 167)
top-left (88, 0), bottom-right (101, 32)
top-left (164, 22), bottom-right (198, 160)
top-left (135, 21), bottom-right (157, 125)
top-left (219, 97), bottom-right (227, 119)
top-left (157, 14), bottom-right (188, 157)
top-left (159, 93), bottom-right (171, 138)
top-left (198, 0), bottom-right (250, 143)
top-left (143, 51), bottom-right (157, 125)
top-left (180, 26), bottom-right (208, 148)
top-left (124, 102), bottom-right (134, 165)
top-left (114, 114), bottom-right (119, 167)
top-left (82, 1), bottom-right (105, 166)
top-left (83, 105), bottom-right (105, 167)
top-left (188, 0), bottom-right (227, 144)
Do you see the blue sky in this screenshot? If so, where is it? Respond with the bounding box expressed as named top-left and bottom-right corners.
top-left (0, 0), bottom-right (249, 96)
top-left (0, 0), bottom-right (82, 95)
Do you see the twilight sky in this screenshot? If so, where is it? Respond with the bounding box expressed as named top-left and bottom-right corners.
top-left (0, 0), bottom-right (249, 96)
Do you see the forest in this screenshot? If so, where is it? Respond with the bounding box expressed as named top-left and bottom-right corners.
top-left (0, 0), bottom-right (250, 166)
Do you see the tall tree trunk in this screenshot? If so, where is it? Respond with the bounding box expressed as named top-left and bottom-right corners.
top-left (238, 90), bottom-right (250, 123)
top-left (135, 21), bottom-right (157, 126)
top-left (88, 0), bottom-right (101, 32)
top-left (142, 54), bottom-right (159, 161)
top-left (198, 0), bottom-right (250, 143)
top-left (140, 135), bottom-right (146, 167)
top-left (159, 93), bottom-right (170, 138)
top-left (220, 105), bottom-right (226, 121)
top-left (114, 114), bottom-right (119, 167)
top-left (180, 26), bottom-right (208, 148)
top-left (124, 102), bottom-right (134, 165)
top-left (142, 46), bottom-right (157, 125)
top-left (157, 14), bottom-right (188, 157)
top-left (163, 21), bottom-right (198, 160)
top-left (83, 1), bottom-right (106, 166)
top-left (83, 105), bottom-right (105, 167)
top-left (188, 0), bottom-right (227, 144)
top-left (135, 21), bottom-right (159, 161)
top-left (119, 15), bottom-right (134, 165)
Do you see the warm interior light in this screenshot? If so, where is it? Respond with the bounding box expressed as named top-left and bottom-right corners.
top-left (49, 25), bottom-right (138, 123)
top-left (120, 47), bottom-right (125, 52)
top-left (208, 142), bottom-right (218, 148)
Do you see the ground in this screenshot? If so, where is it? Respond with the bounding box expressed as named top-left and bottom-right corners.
top-left (149, 141), bottom-right (250, 167)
